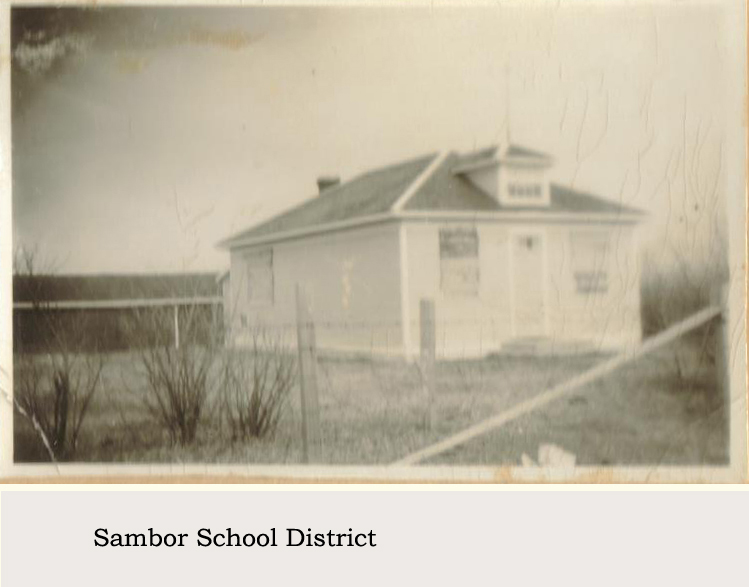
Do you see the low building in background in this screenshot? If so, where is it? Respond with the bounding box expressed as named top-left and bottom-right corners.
top-left (13, 273), bottom-right (222, 352)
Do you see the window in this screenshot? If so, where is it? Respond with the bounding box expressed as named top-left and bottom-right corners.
top-left (508, 183), bottom-right (543, 199)
top-left (440, 228), bottom-right (480, 296)
top-left (570, 233), bottom-right (609, 294)
top-left (245, 248), bottom-right (274, 304)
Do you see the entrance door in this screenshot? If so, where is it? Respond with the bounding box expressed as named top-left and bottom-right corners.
top-left (511, 232), bottom-right (547, 337)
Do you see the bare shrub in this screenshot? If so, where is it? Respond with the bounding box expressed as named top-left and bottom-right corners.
top-left (640, 253), bottom-right (725, 385)
top-left (12, 247), bottom-right (104, 461)
top-left (126, 303), bottom-right (221, 446)
top-left (220, 330), bottom-right (296, 440)
top-left (14, 333), bottom-right (105, 461)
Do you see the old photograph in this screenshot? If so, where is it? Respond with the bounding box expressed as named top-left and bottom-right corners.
top-left (1, 0), bottom-right (746, 481)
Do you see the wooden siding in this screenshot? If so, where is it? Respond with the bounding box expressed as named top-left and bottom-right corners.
top-left (229, 222), bottom-right (404, 355)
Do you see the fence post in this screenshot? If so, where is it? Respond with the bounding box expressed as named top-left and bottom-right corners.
top-left (296, 285), bottom-right (322, 463)
top-left (173, 304), bottom-right (180, 350)
top-left (420, 299), bottom-right (436, 431)
top-left (711, 284), bottom-right (730, 451)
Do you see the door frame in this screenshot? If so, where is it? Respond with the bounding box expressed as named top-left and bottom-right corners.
top-left (508, 226), bottom-right (550, 338)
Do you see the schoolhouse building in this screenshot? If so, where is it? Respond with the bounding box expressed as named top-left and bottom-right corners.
top-left (219, 144), bottom-right (645, 359)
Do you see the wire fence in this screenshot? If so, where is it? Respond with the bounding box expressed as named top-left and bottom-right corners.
top-left (10, 285), bottom-right (728, 466)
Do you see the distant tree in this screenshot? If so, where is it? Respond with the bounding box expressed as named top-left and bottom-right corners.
top-left (638, 121), bottom-right (727, 384)
top-left (640, 121), bottom-right (727, 329)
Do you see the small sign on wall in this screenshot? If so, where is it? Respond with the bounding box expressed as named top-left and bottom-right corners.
top-left (570, 232), bottom-right (610, 294)
top-left (439, 228), bottom-right (480, 296)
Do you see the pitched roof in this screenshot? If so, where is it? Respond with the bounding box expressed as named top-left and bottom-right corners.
top-left (221, 153), bottom-right (435, 245)
top-left (547, 184), bottom-right (644, 215)
top-left (406, 152), bottom-right (499, 212)
top-left (406, 152), bottom-right (644, 215)
top-left (453, 145), bottom-right (498, 169)
top-left (221, 145), bottom-right (643, 248)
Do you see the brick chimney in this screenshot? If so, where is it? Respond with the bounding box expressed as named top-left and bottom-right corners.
top-left (317, 176), bottom-right (340, 194)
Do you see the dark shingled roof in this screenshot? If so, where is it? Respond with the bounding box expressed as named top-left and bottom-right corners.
top-left (406, 152), bottom-right (644, 215)
top-left (546, 184), bottom-right (643, 214)
top-left (222, 153), bottom-right (435, 245)
top-left (14, 273), bottom-right (220, 303)
top-left (222, 146), bottom-right (643, 246)
top-left (407, 152), bottom-right (500, 211)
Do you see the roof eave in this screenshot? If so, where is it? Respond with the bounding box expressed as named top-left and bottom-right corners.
top-left (219, 212), bottom-right (399, 250)
top-left (397, 209), bottom-right (646, 223)
top-left (220, 207), bottom-right (646, 251)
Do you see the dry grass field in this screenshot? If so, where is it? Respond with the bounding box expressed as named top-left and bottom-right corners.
top-left (13, 324), bottom-right (725, 467)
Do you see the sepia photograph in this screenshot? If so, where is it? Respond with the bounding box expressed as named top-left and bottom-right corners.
top-left (0, 0), bottom-right (746, 481)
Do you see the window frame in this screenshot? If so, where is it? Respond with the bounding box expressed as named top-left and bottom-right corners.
top-left (244, 247), bottom-right (275, 307)
top-left (438, 226), bottom-right (481, 297)
top-left (570, 232), bottom-right (610, 295)
top-left (505, 181), bottom-right (544, 202)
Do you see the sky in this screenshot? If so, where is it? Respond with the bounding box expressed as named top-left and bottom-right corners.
top-left (10, 3), bottom-right (736, 275)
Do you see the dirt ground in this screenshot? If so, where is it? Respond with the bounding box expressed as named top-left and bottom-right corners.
top-left (13, 324), bottom-right (726, 466)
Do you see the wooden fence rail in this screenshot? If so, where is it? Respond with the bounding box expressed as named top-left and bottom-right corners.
top-left (391, 301), bottom-right (725, 467)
